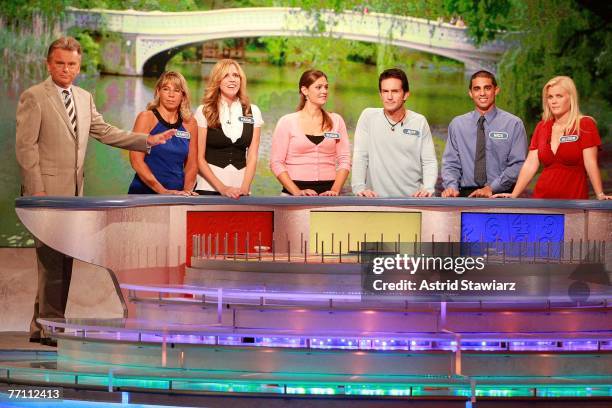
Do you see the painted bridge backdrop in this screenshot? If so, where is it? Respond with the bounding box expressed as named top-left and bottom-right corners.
top-left (65, 7), bottom-right (509, 75)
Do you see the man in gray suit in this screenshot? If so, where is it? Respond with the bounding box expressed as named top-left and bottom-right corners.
top-left (15, 36), bottom-right (174, 346)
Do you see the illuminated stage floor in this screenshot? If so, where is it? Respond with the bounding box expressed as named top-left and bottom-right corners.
top-left (1, 308), bottom-right (611, 406)
top-left (1, 341), bottom-right (611, 405)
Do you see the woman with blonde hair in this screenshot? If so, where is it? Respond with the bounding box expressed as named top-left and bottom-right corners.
top-left (128, 71), bottom-right (198, 195)
top-left (494, 76), bottom-right (610, 199)
top-left (270, 69), bottom-right (351, 195)
top-left (194, 59), bottom-right (262, 198)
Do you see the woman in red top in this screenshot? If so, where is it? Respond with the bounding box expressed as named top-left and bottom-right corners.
top-left (494, 76), bottom-right (610, 200)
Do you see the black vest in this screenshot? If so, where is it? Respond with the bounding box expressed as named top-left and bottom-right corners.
top-left (205, 121), bottom-right (254, 169)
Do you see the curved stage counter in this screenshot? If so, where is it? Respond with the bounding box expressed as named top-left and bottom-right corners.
top-left (7, 195), bottom-right (612, 405)
top-left (14, 195), bottom-right (612, 309)
top-left (15, 195), bottom-right (612, 264)
top-left (15, 194), bottom-right (612, 209)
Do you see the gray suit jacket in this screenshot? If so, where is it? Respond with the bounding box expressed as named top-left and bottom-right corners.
top-left (16, 76), bottom-right (148, 196)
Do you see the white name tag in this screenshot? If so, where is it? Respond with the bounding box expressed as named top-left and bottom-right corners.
top-left (489, 131), bottom-right (508, 140)
top-left (238, 116), bottom-right (255, 124)
top-left (403, 129), bottom-right (420, 136)
top-left (175, 130), bottom-right (191, 139)
top-left (560, 135), bottom-right (579, 143)
top-left (324, 132), bottom-right (340, 139)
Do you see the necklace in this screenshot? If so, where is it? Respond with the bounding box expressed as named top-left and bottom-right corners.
top-left (222, 98), bottom-right (239, 125)
top-left (383, 110), bottom-right (406, 132)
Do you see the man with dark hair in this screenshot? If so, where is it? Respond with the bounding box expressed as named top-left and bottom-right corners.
top-left (378, 68), bottom-right (410, 93)
top-left (441, 70), bottom-right (527, 198)
top-left (352, 68), bottom-right (438, 197)
top-left (15, 36), bottom-right (174, 346)
top-left (469, 70), bottom-right (497, 87)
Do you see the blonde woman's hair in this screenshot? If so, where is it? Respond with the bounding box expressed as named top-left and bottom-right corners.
top-left (147, 71), bottom-right (192, 121)
top-left (202, 59), bottom-right (251, 128)
top-left (542, 76), bottom-right (587, 134)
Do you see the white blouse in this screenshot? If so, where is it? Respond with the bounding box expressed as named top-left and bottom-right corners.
top-left (194, 101), bottom-right (263, 143)
top-left (193, 101), bottom-right (263, 192)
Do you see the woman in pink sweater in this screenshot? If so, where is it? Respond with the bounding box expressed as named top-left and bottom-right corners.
top-left (270, 70), bottom-right (351, 195)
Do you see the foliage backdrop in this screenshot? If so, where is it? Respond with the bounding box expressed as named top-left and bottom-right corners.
top-left (1, 0), bottom-right (608, 137)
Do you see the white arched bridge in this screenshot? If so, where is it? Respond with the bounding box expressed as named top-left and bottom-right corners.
top-left (65, 7), bottom-right (509, 76)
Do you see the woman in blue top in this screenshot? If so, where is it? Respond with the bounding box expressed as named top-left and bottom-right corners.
top-left (128, 71), bottom-right (198, 195)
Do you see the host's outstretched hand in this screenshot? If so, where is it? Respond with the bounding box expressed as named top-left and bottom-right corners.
top-left (146, 128), bottom-right (176, 146)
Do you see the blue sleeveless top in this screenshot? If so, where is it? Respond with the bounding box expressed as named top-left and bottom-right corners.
top-left (128, 109), bottom-right (191, 194)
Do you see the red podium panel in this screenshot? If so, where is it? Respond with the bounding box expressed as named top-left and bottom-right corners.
top-left (186, 211), bottom-right (274, 266)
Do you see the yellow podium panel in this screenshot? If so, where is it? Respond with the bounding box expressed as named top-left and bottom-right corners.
top-left (309, 211), bottom-right (421, 253)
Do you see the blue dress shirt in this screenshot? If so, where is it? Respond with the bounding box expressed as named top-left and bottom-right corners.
top-left (442, 107), bottom-right (527, 193)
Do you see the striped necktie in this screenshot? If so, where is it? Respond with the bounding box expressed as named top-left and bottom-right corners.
top-left (62, 89), bottom-right (77, 134)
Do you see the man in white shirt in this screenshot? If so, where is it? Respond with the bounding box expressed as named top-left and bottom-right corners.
top-left (352, 68), bottom-right (438, 197)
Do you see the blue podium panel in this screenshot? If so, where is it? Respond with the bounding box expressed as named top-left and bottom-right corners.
top-left (461, 213), bottom-right (565, 257)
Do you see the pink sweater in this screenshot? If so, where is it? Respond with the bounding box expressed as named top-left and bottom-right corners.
top-left (270, 111), bottom-right (351, 181)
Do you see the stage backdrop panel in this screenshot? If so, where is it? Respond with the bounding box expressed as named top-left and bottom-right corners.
top-left (186, 211), bottom-right (274, 266)
top-left (309, 211), bottom-right (421, 254)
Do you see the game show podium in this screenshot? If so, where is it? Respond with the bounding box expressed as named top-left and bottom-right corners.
top-left (6, 195), bottom-right (612, 403)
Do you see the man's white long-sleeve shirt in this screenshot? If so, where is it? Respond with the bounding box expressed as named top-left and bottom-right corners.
top-left (351, 108), bottom-right (438, 197)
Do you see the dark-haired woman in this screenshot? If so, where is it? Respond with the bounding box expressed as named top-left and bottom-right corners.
top-left (270, 70), bottom-right (351, 196)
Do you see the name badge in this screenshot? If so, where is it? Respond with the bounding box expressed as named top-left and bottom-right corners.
top-left (238, 116), bottom-right (255, 124)
top-left (403, 129), bottom-right (420, 136)
top-left (489, 131), bottom-right (508, 140)
top-left (560, 135), bottom-right (579, 143)
top-left (324, 132), bottom-right (340, 139)
top-left (175, 130), bottom-right (191, 139)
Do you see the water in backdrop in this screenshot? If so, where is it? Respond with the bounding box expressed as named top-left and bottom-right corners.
top-left (0, 62), bottom-right (472, 246)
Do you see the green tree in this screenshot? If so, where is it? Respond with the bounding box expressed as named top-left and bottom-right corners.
top-left (69, 0), bottom-right (199, 11)
top-left (496, 0), bottom-right (611, 137)
top-left (443, 0), bottom-right (516, 44)
top-left (260, 37), bottom-right (288, 66)
top-left (0, 0), bottom-right (69, 26)
top-left (68, 29), bottom-right (101, 74)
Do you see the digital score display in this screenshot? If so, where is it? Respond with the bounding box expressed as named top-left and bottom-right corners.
top-left (461, 213), bottom-right (564, 257)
